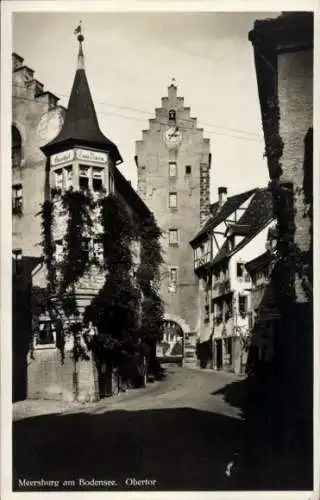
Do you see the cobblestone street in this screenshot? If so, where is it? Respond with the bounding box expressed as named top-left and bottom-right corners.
top-left (12, 365), bottom-right (310, 492)
top-left (13, 366), bottom-right (247, 491)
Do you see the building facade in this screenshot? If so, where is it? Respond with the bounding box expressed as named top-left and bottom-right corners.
top-left (13, 37), bottom-right (155, 402)
top-left (12, 53), bottom-right (67, 400)
top-left (135, 82), bottom-right (211, 346)
top-left (249, 12), bottom-right (313, 465)
top-left (245, 232), bottom-right (279, 372)
top-left (191, 187), bottom-right (274, 374)
top-left (12, 52), bottom-right (66, 269)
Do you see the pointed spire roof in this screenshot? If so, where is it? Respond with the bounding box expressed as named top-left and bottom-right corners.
top-left (41, 29), bottom-right (122, 164)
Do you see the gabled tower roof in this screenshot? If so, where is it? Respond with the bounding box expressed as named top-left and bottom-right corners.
top-left (41, 31), bottom-right (122, 164)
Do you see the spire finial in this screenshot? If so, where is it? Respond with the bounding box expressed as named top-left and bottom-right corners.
top-left (171, 77), bottom-right (176, 86)
top-left (74, 21), bottom-right (84, 69)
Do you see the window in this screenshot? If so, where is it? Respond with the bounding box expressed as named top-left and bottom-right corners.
top-left (81, 238), bottom-right (90, 261)
top-left (237, 262), bottom-right (245, 279)
top-left (79, 166), bottom-right (89, 191)
top-left (169, 192), bottom-right (177, 208)
top-left (79, 176), bottom-right (89, 191)
top-left (204, 304), bottom-right (210, 323)
top-left (239, 295), bottom-right (248, 317)
top-left (169, 229), bottom-right (178, 246)
top-left (168, 267), bottom-right (178, 293)
top-left (12, 184), bottom-right (23, 215)
top-left (55, 240), bottom-right (64, 263)
top-left (169, 162), bottom-right (177, 178)
top-left (248, 311), bottom-right (254, 330)
top-left (36, 322), bottom-right (55, 346)
top-left (185, 165), bottom-right (191, 175)
top-left (12, 126), bottom-right (22, 167)
top-left (93, 177), bottom-right (103, 192)
top-left (13, 249), bottom-right (23, 275)
top-left (170, 267), bottom-right (177, 283)
top-left (109, 172), bottom-right (114, 193)
top-left (93, 238), bottom-right (104, 264)
top-left (92, 167), bottom-right (104, 192)
top-left (54, 168), bottom-right (63, 189)
top-left (64, 166), bottom-right (73, 190)
top-left (224, 338), bottom-right (233, 365)
top-left (169, 109), bottom-right (176, 121)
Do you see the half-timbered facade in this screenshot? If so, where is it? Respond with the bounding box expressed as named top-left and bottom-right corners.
top-left (190, 187), bottom-right (275, 374)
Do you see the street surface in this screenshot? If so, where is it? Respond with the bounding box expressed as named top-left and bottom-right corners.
top-left (12, 365), bottom-right (309, 491)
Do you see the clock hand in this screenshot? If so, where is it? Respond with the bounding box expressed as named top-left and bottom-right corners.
top-left (168, 126), bottom-right (179, 139)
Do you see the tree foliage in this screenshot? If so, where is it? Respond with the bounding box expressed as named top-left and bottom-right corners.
top-left (41, 187), bottom-right (165, 385)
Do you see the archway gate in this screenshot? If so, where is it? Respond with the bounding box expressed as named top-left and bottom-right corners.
top-left (157, 319), bottom-right (184, 362)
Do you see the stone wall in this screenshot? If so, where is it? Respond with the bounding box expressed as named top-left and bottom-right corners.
top-left (277, 49), bottom-right (313, 303)
top-left (12, 53), bottom-right (65, 289)
top-left (28, 349), bottom-right (98, 402)
top-left (136, 85), bottom-right (210, 333)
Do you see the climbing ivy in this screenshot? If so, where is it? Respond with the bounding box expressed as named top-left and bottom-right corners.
top-left (41, 188), bottom-right (94, 362)
top-left (60, 190), bottom-right (94, 297)
top-left (137, 213), bottom-right (164, 378)
top-left (84, 194), bottom-right (141, 368)
top-left (41, 199), bottom-right (56, 293)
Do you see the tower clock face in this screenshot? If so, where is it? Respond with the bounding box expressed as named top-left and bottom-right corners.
top-left (36, 109), bottom-right (64, 147)
top-left (163, 126), bottom-right (182, 148)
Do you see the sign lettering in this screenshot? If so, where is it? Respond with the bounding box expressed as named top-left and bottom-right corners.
top-left (51, 150), bottom-right (74, 166)
top-left (76, 149), bottom-right (107, 164)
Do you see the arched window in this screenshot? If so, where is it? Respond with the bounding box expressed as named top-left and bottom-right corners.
top-left (169, 109), bottom-right (176, 121)
top-left (12, 126), bottom-right (22, 167)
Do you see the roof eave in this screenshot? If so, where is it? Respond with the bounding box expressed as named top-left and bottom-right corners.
top-left (41, 137), bottom-right (123, 164)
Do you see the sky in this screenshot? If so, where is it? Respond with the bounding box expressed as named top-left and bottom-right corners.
top-left (13, 11), bottom-right (280, 200)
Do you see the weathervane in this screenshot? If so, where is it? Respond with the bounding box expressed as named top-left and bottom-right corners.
top-left (74, 21), bottom-right (85, 69)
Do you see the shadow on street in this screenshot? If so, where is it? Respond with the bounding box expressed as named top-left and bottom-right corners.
top-left (211, 377), bottom-right (313, 491)
top-left (13, 401), bottom-right (312, 491)
top-left (14, 406), bottom-right (243, 491)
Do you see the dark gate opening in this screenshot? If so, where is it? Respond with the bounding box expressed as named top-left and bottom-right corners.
top-left (158, 320), bottom-right (184, 364)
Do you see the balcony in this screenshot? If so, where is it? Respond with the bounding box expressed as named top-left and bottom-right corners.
top-left (213, 278), bottom-right (231, 296)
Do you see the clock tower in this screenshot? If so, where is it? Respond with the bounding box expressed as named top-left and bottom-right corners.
top-left (135, 80), bottom-right (211, 340)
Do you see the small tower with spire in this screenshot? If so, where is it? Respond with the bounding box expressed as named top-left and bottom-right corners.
top-left (41, 27), bottom-right (123, 316)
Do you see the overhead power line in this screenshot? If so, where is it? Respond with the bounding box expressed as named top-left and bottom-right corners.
top-left (12, 82), bottom-right (262, 139)
top-left (13, 94), bottom-right (264, 144)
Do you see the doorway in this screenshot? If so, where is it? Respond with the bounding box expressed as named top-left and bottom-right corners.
top-left (216, 339), bottom-right (223, 370)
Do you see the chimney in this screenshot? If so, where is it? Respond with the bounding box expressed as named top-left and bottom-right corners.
top-left (218, 187), bottom-right (227, 206)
